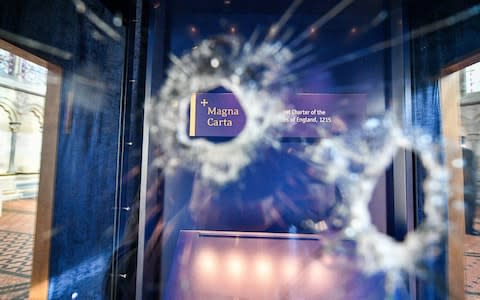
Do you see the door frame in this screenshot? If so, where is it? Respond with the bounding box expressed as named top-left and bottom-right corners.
top-left (440, 51), bottom-right (480, 300)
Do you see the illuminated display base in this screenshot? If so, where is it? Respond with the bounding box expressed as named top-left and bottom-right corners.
top-left (165, 230), bottom-right (385, 299)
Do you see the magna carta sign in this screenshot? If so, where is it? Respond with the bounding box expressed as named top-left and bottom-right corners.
top-left (189, 93), bottom-right (366, 138)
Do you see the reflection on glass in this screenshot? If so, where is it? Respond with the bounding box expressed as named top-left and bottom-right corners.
top-left (459, 61), bottom-right (480, 296)
top-left (0, 47), bottom-right (46, 299)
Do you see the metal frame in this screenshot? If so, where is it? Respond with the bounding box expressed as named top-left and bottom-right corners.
top-left (386, 1), bottom-right (418, 298)
top-left (136, 1), bottom-right (169, 299)
top-left (389, 0), bottom-right (415, 240)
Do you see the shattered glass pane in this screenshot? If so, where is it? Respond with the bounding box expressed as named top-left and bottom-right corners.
top-left (143, 1), bottom-right (473, 298)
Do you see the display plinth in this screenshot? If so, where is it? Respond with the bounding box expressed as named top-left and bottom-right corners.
top-left (164, 230), bottom-right (384, 300)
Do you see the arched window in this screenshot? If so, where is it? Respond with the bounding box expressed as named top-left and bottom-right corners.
top-left (15, 109), bottom-right (43, 173)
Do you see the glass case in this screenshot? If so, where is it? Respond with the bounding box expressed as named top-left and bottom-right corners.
top-left (1, 0), bottom-right (479, 299)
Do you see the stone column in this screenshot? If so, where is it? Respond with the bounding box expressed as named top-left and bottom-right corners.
top-left (7, 121), bottom-right (20, 173)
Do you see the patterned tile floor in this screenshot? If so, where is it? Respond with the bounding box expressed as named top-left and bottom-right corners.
top-left (0, 199), bottom-right (36, 300)
top-left (465, 216), bottom-right (480, 300)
